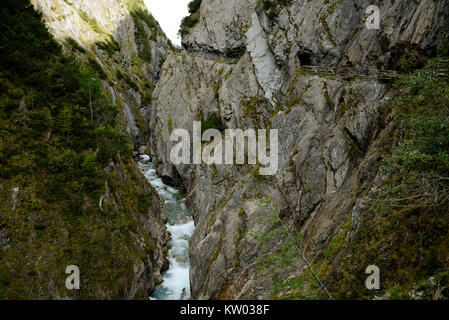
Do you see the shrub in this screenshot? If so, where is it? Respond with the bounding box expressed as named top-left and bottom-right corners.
top-left (188, 0), bottom-right (202, 14)
top-left (116, 70), bottom-right (139, 91)
top-left (201, 112), bottom-right (226, 135)
top-left (66, 37), bottom-right (86, 53)
top-left (95, 36), bottom-right (121, 57)
top-left (142, 92), bottom-right (153, 105)
top-left (383, 58), bottom-right (449, 178)
top-left (78, 9), bottom-right (102, 34)
top-left (94, 125), bottom-right (132, 163)
top-left (179, 14), bottom-right (200, 37)
top-left (179, 0), bottom-right (202, 37)
top-left (440, 36), bottom-right (449, 58)
top-left (88, 57), bottom-right (107, 80)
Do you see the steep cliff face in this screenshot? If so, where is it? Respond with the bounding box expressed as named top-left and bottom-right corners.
top-left (184, 0), bottom-right (448, 72)
top-left (149, 0), bottom-right (449, 299)
top-left (0, 0), bottom-right (171, 299)
top-left (32, 0), bottom-right (173, 146)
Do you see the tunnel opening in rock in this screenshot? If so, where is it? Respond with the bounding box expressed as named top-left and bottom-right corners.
top-left (298, 50), bottom-right (312, 65)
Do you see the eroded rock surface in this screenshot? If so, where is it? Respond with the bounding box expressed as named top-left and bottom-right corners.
top-left (149, 0), bottom-right (449, 299)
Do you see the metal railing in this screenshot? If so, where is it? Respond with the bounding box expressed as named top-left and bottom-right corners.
top-left (301, 65), bottom-right (399, 81)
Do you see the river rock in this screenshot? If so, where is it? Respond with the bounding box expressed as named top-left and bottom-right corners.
top-left (139, 146), bottom-right (148, 155)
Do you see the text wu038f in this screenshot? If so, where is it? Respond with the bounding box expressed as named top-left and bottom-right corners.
top-left (169, 121), bottom-right (279, 176)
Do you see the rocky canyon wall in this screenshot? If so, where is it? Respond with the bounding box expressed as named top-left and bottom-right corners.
top-left (0, 0), bottom-right (173, 299)
top-left (149, 0), bottom-right (449, 299)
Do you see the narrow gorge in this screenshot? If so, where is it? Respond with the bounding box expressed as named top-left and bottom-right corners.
top-left (148, 0), bottom-right (449, 299)
top-left (1, 0), bottom-right (449, 300)
top-left (139, 155), bottom-right (194, 300)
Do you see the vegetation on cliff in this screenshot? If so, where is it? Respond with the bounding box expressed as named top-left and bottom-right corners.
top-left (348, 57), bottom-right (449, 299)
top-left (0, 0), bottom-right (161, 299)
top-left (254, 53), bottom-right (449, 300)
top-left (128, 1), bottom-right (175, 60)
top-left (323, 56), bottom-right (449, 300)
top-left (260, 0), bottom-right (292, 20)
top-left (179, 0), bottom-right (202, 38)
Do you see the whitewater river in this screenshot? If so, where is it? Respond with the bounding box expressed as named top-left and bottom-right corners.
top-left (138, 155), bottom-right (195, 300)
